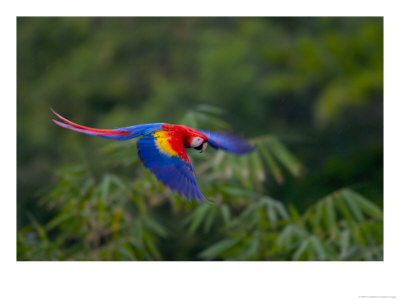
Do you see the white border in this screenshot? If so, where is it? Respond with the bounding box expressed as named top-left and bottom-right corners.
top-left (2, 1), bottom-right (399, 299)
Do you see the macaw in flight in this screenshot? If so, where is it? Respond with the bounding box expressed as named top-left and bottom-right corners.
top-left (51, 109), bottom-right (254, 203)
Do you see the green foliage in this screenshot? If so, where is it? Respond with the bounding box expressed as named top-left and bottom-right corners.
top-left (17, 17), bottom-right (383, 261)
top-left (18, 165), bottom-right (168, 260)
top-left (18, 108), bottom-right (382, 261)
top-left (197, 188), bottom-right (382, 261)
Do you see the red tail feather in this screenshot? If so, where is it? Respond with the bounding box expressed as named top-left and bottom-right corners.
top-left (51, 108), bottom-right (130, 135)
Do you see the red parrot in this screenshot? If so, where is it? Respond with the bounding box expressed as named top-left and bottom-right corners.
top-left (51, 109), bottom-right (255, 203)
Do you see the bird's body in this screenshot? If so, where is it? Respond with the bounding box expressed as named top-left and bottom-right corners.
top-left (52, 109), bottom-right (254, 203)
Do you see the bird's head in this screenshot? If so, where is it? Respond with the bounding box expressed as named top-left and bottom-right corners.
top-left (170, 125), bottom-right (209, 152)
top-left (189, 133), bottom-right (208, 153)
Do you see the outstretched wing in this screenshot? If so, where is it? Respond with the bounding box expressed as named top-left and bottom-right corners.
top-left (51, 109), bottom-right (162, 140)
top-left (200, 130), bottom-right (255, 154)
top-left (137, 130), bottom-right (205, 203)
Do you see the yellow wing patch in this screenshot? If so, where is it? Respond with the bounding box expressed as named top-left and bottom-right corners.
top-left (154, 131), bottom-right (179, 157)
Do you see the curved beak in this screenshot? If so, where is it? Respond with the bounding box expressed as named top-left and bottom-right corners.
top-left (200, 142), bottom-right (208, 153)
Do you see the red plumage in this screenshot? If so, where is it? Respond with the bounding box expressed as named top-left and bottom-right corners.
top-left (161, 124), bottom-right (208, 148)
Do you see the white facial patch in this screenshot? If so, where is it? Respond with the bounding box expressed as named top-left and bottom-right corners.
top-left (191, 137), bottom-right (204, 148)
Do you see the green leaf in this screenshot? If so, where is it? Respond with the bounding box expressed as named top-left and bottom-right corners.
top-left (187, 204), bottom-right (210, 234)
top-left (236, 204), bottom-right (259, 227)
top-left (350, 190), bottom-right (382, 219)
top-left (249, 152), bottom-right (266, 183)
top-left (334, 195), bottom-right (354, 223)
top-left (100, 175), bottom-right (111, 203)
top-left (143, 232), bottom-right (161, 260)
top-left (288, 204), bottom-right (300, 221)
top-left (306, 241), bottom-right (316, 261)
top-left (330, 195), bottom-right (366, 246)
top-left (267, 138), bottom-right (302, 177)
top-left (142, 216), bottom-right (168, 238)
top-left (342, 189), bottom-right (365, 222)
top-left (131, 221), bottom-right (143, 248)
top-left (180, 111), bottom-right (198, 128)
top-left (195, 104), bottom-right (224, 115)
top-left (108, 174), bottom-right (128, 191)
top-left (293, 238), bottom-right (310, 260)
top-left (220, 205), bottom-right (231, 224)
top-left (119, 242), bottom-right (136, 260)
top-left (203, 207), bottom-right (218, 233)
top-left (324, 196), bottom-right (336, 236)
top-left (277, 225), bottom-right (293, 247)
top-left (338, 228), bottom-right (351, 257)
top-left (270, 197), bottom-right (290, 220)
top-left (46, 213), bottom-right (72, 230)
top-left (242, 234), bottom-right (260, 259)
top-left (310, 236), bottom-right (326, 260)
top-left (311, 202), bottom-right (324, 233)
top-left (220, 186), bottom-right (254, 198)
top-left (195, 111), bottom-right (229, 129)
top-left (266, 200), bottom-right (278, 228)
top-left (258, 143), bottom-right (284, 183)
top-left (199, 237), bottom-right (242, 260)
top-left (241, 155), bottom-right (252, 188)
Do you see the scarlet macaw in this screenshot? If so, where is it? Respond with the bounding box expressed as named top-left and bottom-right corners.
top-left (51, 109), bottom-right (254, 203)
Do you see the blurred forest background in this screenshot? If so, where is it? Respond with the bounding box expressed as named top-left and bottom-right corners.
top-left (17, 17), bottom-right (383, 261)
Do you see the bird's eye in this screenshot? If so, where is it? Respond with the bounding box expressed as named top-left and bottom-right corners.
top-left (191, 137), bottom-right (203, 148)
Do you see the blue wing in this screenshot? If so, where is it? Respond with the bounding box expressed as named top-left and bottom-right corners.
top-left (200, 130), bottom-right (255, 154)
top-left (137, 131), bottom-right (206, 203)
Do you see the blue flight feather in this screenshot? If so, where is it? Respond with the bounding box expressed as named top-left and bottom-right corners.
top-left (137, 133), bottom-right (206, 203)
top-left (200, 130), bottom-right (255, 154)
